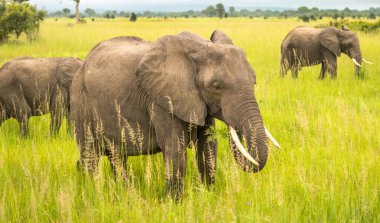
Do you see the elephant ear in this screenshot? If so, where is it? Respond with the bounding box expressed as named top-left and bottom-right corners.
top-left (210, 30), bottom-right (233, 44)
top-left (136, 35), bottom-right (207, 126)
top-left (319, 28), bottom-right (341, 57)
top-left (178, 31), bottom-right (207, 42)
top-left (57, 58), bottom-right (83, 90)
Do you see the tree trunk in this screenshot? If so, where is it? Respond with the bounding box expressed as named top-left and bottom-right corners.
top-left (75, 0), bottom-right (80, 23)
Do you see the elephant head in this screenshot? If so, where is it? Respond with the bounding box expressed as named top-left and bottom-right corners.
top-left (319, 26), bottom-right (372, 75)
top-left (136, 30), bottom-right (270, 172)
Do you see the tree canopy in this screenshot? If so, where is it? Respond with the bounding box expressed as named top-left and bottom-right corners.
top-left (0, 0), bottom-right (46, 42)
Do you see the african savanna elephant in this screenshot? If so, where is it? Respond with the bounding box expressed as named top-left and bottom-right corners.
top-left (71, 30), bottom-right (280, 199)
top-left (0, 57), bottom-right (83, 136)
top-left (280, 26), bottom-right (372, 79)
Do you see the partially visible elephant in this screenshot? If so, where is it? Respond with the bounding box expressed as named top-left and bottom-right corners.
top-left (71, 30), bottom-right (280, 199)
top-left (0, 57), bottom-right (83, 136)
top-left (280, 26), bottom-right (372, 79)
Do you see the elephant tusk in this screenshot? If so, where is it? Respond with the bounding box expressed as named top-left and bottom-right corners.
top-left (229, 126), bottom-right (260, 166)
top-left (362, 58), bottom-right (373, 64)
top-left (265, 127), bottom-right (281, 149)
top-left (352, 58), bottom-right (361, 67)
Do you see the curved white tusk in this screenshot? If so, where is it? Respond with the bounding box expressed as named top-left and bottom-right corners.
top-left (229, 126), bottom-right (259, 166)
top-left (362, 58), bottom-right (373, 64)
top-left (352, 58), bottom-right (362, 67)
top-left (264, 127), bottom-right (281, 149)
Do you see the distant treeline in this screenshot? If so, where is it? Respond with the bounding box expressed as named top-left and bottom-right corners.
top-left (48, 4), bottom-right (380, 20)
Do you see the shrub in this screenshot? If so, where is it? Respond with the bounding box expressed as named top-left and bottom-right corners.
top-left (299, 15), bottom-right (310, 22)
top-left (130, 12), bottom-right (137, 22)
top-left (320, 19), bottom-right (380, 33)
top-left (0, 0), bottom-right (45, 42)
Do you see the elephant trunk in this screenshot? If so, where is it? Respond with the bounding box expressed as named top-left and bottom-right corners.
top-left (350, 50), bottom-right (362, 76)
top-left (222, 88), bottom-right (268, 172)
top-left (354, 54), bottom-right (362, 76)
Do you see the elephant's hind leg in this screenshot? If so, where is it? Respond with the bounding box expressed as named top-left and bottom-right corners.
top-left (196, 116), bottom-right (217, 186)
top-left (76, 120), bottom-right (100, 175)
top-left (50, 86), bottom-right (68, 136)
top-left (2, 94), bottom-right (31, 136)
top-left (0, 103), bottom-right (9, 127)
top-left (291, 67), bottom-right (299, 79)
top-left (280, 57), bottom-right (289, 77)
top-left (105, 139), bottom-right (128, 181)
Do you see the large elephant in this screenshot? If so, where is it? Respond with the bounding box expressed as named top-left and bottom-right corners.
top-left (280, 26), bottom-right (372, 79)
top-left (0, 57), bottom-right (83, 136)
top-left (71, 30), bottom-right (279, 199)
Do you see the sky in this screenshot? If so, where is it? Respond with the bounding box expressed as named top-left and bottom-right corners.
top-left (29, 0), bottom-right (380, 12)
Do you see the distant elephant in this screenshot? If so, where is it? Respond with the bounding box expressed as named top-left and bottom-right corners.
top-left (280, 26), bottom-right (372, 79)
top-left (0, 57), bottom-right (83, 136)
top-left (71, 30), bottom-right (280, 199)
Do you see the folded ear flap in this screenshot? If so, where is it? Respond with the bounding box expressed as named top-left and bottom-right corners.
top-left (136, 35), bottom-right (207, 126)
top-left (319, 28), bottom-right (341, 57)
top-left (57, 58), bottom-right (83, 90)
top-left (178, 31), bottom-right (207, 42)
top-left (210, 30), bottom-right (233, 44)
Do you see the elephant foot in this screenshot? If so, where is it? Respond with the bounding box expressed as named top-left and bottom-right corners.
top-left (166, 181), bottom-right (184, 202)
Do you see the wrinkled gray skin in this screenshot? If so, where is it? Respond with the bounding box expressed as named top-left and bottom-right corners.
top-left (281, 26), bottom-right (363, 79)
top-left (71, 30), bottom-right (268, 199)
top-left (0, 57), bottom-right (83, 136)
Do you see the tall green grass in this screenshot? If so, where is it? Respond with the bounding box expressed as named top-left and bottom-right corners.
top-left (0, 18), bottom-right (379, 222)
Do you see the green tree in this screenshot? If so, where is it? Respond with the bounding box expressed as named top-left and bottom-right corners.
top-left (130, 12), bottom-right (137, 21)
top-left (229, 6), bottom-right (235, 17)
top-left (83, 8), bottom-right (96, 17)
top-left (216, 3), bottom-right (225, 19)
top-left (0, 0), bottom-right (8, 42)
top-left (202, 5), bottom-right (216, 17)
top-left (0, 1), bottom-right (45, 40)
top-left (297, 6), bottom-right (310, 14)
top-left (368, 12), bottom-right (376, 19)
top-left (62, 8), bottom-right (70, 15)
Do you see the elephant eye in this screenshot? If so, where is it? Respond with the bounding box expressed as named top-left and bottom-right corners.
top-left (211, 81), bottom-right (221, 90)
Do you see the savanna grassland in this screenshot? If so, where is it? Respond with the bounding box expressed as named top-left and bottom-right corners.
top-left (0, 18), bottom-right (379, 222)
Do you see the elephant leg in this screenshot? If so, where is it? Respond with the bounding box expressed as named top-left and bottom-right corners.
top-left (3, 94), bottom-right (31, 137)
top-left (50, 86), bottom-right (68, 136)
top-left (163, 135), bottom-right (188, 200)
top-left (105, 139), bottom-right (128, 181)
top-left (280, 57), bottom-right (289, 77)
top-left (152, 106), bottom-right (189, 200)
top-left (65, 103), bottom-right (73, 136)
top-left (0, 115), bottom-right (9, 127)
top-left (0, 104), bottom-right (9, 127)
top-left (319, 62), bottom-right (327, 79)
top-left (19, 114), bottom-right (30, 137)
top-left (291, 66), bottom-right (299, 79)
top-left (77, 122), bottom-right (100, 175)
top-left (196, 116), bottom-right (217, 186)
top-left (326, 60), bottom-right (337, 79)
top-left (322, 50), bottom-right (338, 79)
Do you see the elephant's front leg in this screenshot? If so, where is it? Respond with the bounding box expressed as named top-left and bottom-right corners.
top-left (163, 134), bottom-right (188, 200)
top-left (319, 62), bottom-right (327, 79)
top-left (196, 116), bottom-right (217, 186)
top-left (151, 105), bottom-right (190, 200)
top-left (322, 50), bottom-right (338, 78)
